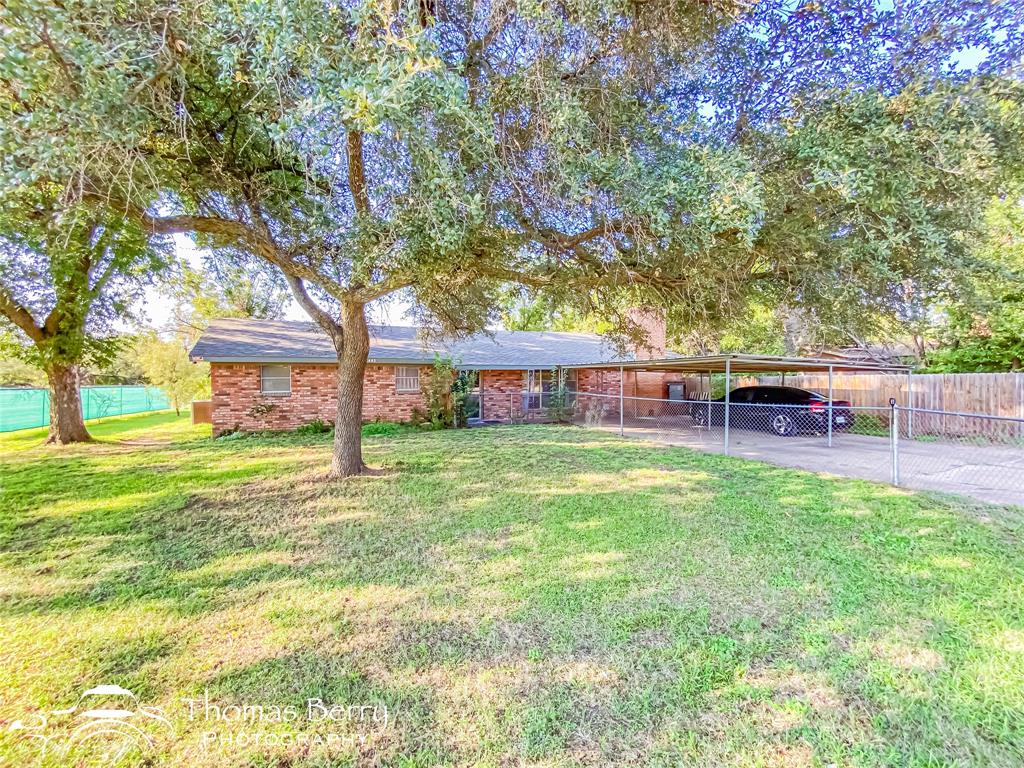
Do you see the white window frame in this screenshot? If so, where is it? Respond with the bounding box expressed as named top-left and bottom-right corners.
top-left (395, 366), bottom-right (420, 394)
top-left (260, 364), bottom-right (292, 395)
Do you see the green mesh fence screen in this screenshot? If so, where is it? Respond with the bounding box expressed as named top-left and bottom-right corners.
top-left (0, 386), bottom-right (171, 432)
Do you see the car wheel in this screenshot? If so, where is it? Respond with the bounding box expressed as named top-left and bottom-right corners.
top-left (770, 412), bottom-right (795, 437)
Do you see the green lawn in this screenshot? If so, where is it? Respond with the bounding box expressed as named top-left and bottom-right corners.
top-left (1, 413), bottom-right (1023, 767)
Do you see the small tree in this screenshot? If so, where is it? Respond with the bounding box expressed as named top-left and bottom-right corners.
top-left (0, 341), bottom-right (47, 387)
top-left (451, 370), bottom-right (477, 428)
top-left (135, 333), bottom-right (210, 416)
top-left (424, 356), bottom-right (456, 429)
top-left (546, 367), bottom-right (573, 424)
top-left (167, 265), bottom-right (288, 344)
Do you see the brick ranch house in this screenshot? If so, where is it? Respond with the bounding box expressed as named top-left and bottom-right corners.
top-left (189, 311), bottom-right (695, 435)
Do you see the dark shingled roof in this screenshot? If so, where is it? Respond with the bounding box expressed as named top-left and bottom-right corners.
top-left (189, 317), bottom-right (655, 369)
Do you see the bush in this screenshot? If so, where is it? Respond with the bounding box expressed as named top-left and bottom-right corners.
top-left (246, 401), bottom-right (277, 419)
top-left (425, 356), bottom-right (456, 428)
top-left (452, 370), bottom-right (477, 427)
top-left (295, 418), bottom-right (332, 436)
top-left (546, 367), bottom-right (573, 423)
top-left (362, 421), bottom-right (405, 437)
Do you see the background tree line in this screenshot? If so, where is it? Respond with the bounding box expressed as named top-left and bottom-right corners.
top-left (504, 191), bottom-right (1024, 372)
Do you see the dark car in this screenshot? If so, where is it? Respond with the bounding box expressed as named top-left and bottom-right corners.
top-left (690, 386), bottom-right (854, 436)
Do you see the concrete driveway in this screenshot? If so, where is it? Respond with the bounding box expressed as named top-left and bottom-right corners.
top-left (609, 423), bottom-right (1024, 508)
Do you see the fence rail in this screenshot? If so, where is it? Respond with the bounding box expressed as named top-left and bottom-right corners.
top-left (0, 386), bottom-right (171, 433)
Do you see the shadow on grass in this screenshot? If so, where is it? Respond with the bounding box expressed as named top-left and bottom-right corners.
top-left (2, 423), bottom-right (1024, 764)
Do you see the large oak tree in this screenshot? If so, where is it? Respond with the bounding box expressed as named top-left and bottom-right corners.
top-left (2, 0), bottom-right (1020, 472)
top-left (0, 190), bottom-right (167, 443)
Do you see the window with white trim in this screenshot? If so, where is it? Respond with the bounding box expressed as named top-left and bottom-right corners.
top-left (260, 364), bottom-right (291, 394)
top-left (395, 366), bottom-right (420, 393)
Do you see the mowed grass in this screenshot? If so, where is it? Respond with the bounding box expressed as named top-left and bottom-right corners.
top-left (1, 413), bottom-right (1023, 767)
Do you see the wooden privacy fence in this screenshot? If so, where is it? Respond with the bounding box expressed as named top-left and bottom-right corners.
top-left (740, 372), bottom-right (1024, 438)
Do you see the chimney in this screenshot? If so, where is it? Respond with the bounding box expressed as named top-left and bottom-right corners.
top-left (626, 307), bottom-right (666, 360)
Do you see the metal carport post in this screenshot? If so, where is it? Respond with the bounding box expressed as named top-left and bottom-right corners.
top-left (618, 364), bottom-right (624, 436)
top-left (906, 369), bottom-right (914, 439)
top-left (707, 370), bottom-right (712, 430)
top-left (827, 364), bottom-right (834, 448)
top-left (723, 357), bottom-right (731, 454)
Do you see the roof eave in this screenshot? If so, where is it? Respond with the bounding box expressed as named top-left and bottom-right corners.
top-left (193, 355), bottom-right (435, 365)
top-left (192, 356), bottom-right (604, 370)
top-left (563, 353), bottom-right (911, 373)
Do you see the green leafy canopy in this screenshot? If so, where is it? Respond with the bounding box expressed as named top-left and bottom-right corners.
top-left (1, 0), bottom-right (1021, 348)
top-left (0, 187), bottom-right (170, 371)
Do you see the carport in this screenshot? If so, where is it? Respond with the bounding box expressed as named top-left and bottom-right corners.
top-left (561, 354), bottom-right (1024, 507)
top-left (567, 353), bottom-right (911, 454)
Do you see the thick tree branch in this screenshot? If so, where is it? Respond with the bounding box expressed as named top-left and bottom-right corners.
top-left (476, 264), bottom-right (552, 289)
top-left (0, 282), bottom-right (45, 342)
top-left (41, 306), bottom-right (63, 337)
top-left (284, 274), bottom-right (342, 345)
top-left (36, 20), bottom-right (80, 95)
top-left (520, 217), bottom-right (626, 252)
top-left (122, 204), bottom-right (350, 302)
top-left (564, 219), bottom-right (626, 248)
top-left (354, 273), bottom-right (414, 303)
top-left (43, 231), bottom-right (105, 336)
top-left (134, 209), bottom-right (261, 244)
top-left (346, 131), bottom-right (370, 217)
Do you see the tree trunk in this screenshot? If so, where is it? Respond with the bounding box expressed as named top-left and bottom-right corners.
top-left (45, 363), bottom-right (92, 444)
top-left (331, 300), bottom-right (370, 477)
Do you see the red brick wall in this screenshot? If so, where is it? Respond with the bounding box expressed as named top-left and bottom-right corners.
top-left (209, 363), bottom-right (430, 435)
top-left (575, 367), bottom-right (701, 417)
top-left (576, 368), bottom-right (623, 417)
top-left (480, 369), bottom-right (664, 422)
top-left (626, 307), bottom-right (667, 360)
top-left (577, 367), bottom-right (619, 396)
top-left (480, 369), bottom-right (660, 423)
top-left (479, 369), bottom-right (526, 422)
top-left (362, 364), bottom-right (434, 423)
top-left (209, 362), bottom-right (703, 434)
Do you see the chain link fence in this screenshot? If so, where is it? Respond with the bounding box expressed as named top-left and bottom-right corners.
top-left (504, 390), bottom-right (1023, 507)
top-left (889, 405), bottom-right (1024, 503)
top-left (0, 386), bottom-right (171, 432)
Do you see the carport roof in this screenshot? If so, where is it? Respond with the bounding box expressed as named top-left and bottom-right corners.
top-left (564, 353), bottom-right (911, 374)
